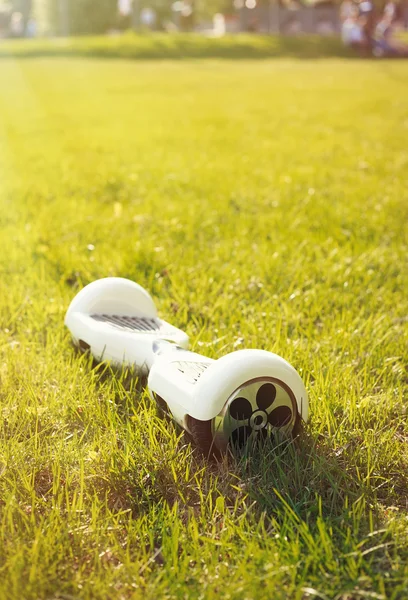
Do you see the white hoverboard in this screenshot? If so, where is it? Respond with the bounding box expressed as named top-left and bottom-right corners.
top-left (65, 278), bottom-right (308, 455)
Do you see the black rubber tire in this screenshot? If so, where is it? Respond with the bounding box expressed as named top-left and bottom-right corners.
top-left (188, 411), bottom-right (303, 458)
top-left (187, 417), bottom-right (221, 459)
top-left (292, 412), bottom-right (303, 438)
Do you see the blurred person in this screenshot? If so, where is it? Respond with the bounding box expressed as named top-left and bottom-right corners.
top-left (357, 0), bottom-right (376, 51)
top-left (381, 0), bottom-right (405, 37)
top-left (373, 11), bottom-right (408, 56)
top-left (213, 13), bottom-right (226, 36)
top-left (117, 0), bottom-right (131, 29)
top-left (140, 7), bottom-right (156, 29)
top-left (26, 17), bottom-right (36, 37)
top-left (118, 0), bottom-right (131, 15)
top-left (10, 11), bottom-right (24, 37)
top-left (0, 5), bottom-right (11, 38)
top-left (341, 7), bottom-right (367, 52)
top-left (383, 0), bottom-right (403, 24)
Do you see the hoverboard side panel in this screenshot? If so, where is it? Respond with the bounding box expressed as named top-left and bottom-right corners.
top-left (156, 349), bottom-right (308, 423)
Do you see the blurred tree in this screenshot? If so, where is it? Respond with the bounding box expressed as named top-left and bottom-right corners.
top-left (70, 0), bottom-right (117, 33)
top-left (46, 0), bottom-right (118, 34)
top-left (140, 0), bottom-right (172, 28)
top-left (135, 0), bottom-right (236, 30)
top-left (41, 0), bottom-right (240, 34)
top-left (195, 0), bottom-right (234, 18)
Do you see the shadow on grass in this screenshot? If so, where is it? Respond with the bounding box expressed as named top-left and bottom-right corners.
top-left (70, 348), bottom-right (406, 533)
top-left (232, 433), bottom-right (362, 519)
top-left (227, 427), bottom-right (407, 552)
top-left (0, 33), bottom-right (359, 61)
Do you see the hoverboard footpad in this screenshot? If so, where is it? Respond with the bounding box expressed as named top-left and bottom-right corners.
top-left (90, 314), bottom-right (175, 335)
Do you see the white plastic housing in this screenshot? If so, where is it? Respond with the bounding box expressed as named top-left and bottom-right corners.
top-left (65, 277), bottom-right (189, 374)
top-left (148, 347), bottom-right (308, 427)
top-left (65, 277), bottom-right (309, 450)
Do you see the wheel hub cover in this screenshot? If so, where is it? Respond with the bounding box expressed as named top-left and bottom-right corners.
top-left (212, 377), bottom-right (297, 452)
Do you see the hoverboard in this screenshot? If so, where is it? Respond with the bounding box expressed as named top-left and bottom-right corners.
top-left (65, 278), bottom-right (308, 455)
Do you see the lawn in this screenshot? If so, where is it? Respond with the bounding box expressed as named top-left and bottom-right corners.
top-left (0, 38), bottom-right (407, 600)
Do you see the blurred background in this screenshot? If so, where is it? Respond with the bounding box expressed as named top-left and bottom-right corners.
top-left (0, 0), bottom-right (406, 39)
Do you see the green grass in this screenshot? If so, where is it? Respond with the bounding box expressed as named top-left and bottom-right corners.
top-left (0, 32), bottom-right (355, 59)
top-left (0, 40), bottom-right (407, 600)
